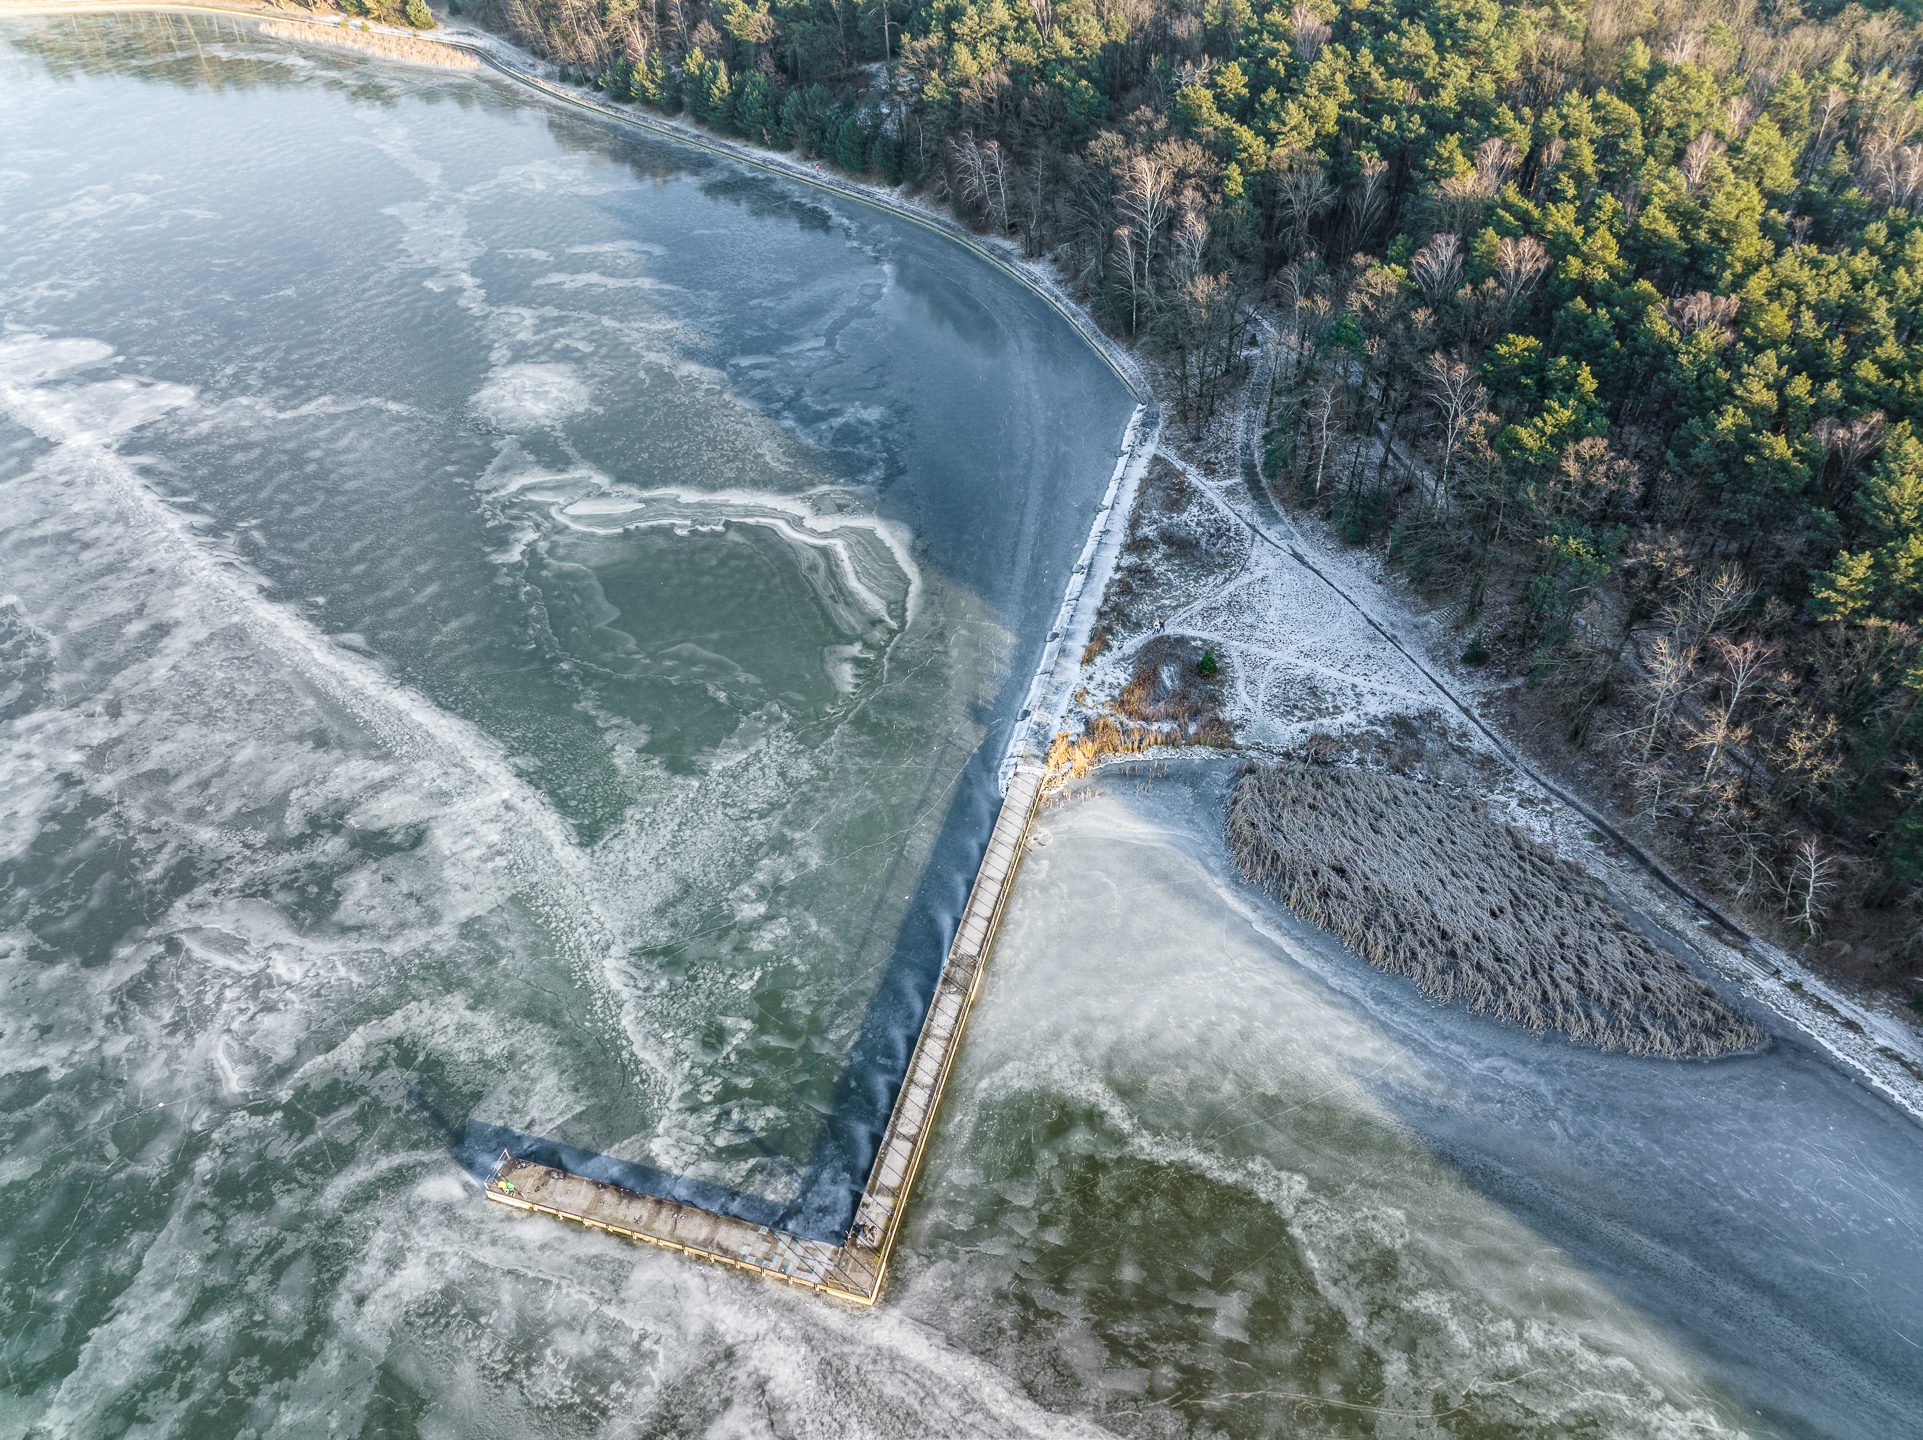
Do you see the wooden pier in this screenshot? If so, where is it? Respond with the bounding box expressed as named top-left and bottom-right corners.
top-left (485, 763), bottom-right (1047, 1304)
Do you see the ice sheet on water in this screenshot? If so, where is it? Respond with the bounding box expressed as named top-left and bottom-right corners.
top-left (885, 765), bottom-right (1922, 1438)
top-left (0, 28), bottom-right (1140, 1429)
top-left (0, 336), bottom-right (681, 1106)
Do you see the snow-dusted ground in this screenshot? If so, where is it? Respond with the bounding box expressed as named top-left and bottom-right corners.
top-left (1070, 342), bottom-right (1923, 1125)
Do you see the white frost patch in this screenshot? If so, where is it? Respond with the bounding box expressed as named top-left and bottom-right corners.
top-left (469, 361), bottom-right (591, 430)
top-left (566, 239), bottom-right (667, 257)
top-left (553, 483), bottom-right (923, 634)
top-left (0, 333), bottom-right (116, 386)
top-left (821, 642), bottom-right (867, 694)
top-left (533, 270), bottom-right (670, 291)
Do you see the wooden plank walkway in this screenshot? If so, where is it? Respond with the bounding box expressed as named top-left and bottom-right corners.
top-left (484, 1153), bottom-right (844, 1287)
top-left (484, 764), bottom-right (1048, 1304)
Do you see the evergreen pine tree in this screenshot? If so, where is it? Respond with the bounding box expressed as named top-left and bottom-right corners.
top-left (833, 111), bottom-right (868, 172)
top-left (731, 72), bottom-right (780, 146)
top-left (683, 49), bottom-right (732, 128)
top-left (633, 48), bottom-right (675, 113)
top-left (870, 131), bottom-right (902, 184)
top-left (779, 84), bottom-right (831, 157)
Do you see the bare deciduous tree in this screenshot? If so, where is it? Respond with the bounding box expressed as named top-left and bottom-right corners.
top-left (1340, 157), bottom-right (1390, 255)
top-left (1495, 234), bottom-right (1551, 306)
top-left (952, 134), bottom-right (988, 215)
top-left (1679, 129), bottom-right (1728, 191)
top-left (1271, 152), bottom-right (1335, 260)
top-left (1410, 232), bottom-right (1464, 303)
top-left (1687, 635), bottom-right (1779, 783)
top-left (1660, 30), bottom-right (1702, 65)
top-left (1422, 351), bottom-right (1486, 514)
top-left (1781, 835), bottom-right (1838, 937)
top-left (1530, 135), bottom-right (1567, 198)
top-left (1667, 291), bottom-right (1740, 346)
top-left (1726, 93), bottom-right (1761, 138)
top-left (1473, 137), bottom-right (1519, 194)
top-left (1622, 634), bottom-right (1698, 760)
top-left (1814, 410), bottom-right (1888, 498)
top-left (1672, 566), bottom-right (1756, 653)
top-left (952, 134), bottom-right (1011, 232)
top-left (1306, 379), bottom-right (1342, 495)
top-left (1114, 153), bottom-right (1172, 331)
top-left (1864, 139), bottom-right (1923, 211)
top-left (982, 139), bottom-right (1011, 229)
top-left (1289, 2), bottom-right (1330, 62)
top-left (1172, 191), bottom-right (1209, 284)
top-left (1110, 223), bottom-right (1141, 332)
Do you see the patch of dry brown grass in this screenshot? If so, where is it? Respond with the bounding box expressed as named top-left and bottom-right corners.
top-left (1051, 638), bottom-right (1236, 778)
top-left (1226, 763), bottom-right (1764, 1058)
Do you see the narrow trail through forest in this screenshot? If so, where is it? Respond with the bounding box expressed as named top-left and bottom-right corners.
top-left (1132, 331), bottom-right (1923, 1117)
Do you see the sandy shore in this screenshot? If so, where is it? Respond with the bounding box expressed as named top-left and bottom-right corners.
top-left (257, 17), bottom-right (474, 65)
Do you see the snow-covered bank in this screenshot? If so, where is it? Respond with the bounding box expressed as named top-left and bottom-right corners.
top-left (1055, 321), bottom-right (1923, 1125)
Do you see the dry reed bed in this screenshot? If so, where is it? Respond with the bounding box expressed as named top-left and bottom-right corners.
top-left (1227, 764), bottom-right (1764, 1058)
top-left (260, 22), bottom-right (480, 67)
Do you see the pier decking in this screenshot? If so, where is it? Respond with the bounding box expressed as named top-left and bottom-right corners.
top-left (484, 764), bottom-right (1047, 1304)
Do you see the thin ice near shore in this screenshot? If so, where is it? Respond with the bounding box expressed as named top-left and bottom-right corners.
top-left (1227, 763), bottom-right (1766, 1059)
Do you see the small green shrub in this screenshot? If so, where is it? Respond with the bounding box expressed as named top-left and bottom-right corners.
top-left (1198, 649), bottom-right (1219, 676)
top-left (1460, 635), bottom-right (1490, 666)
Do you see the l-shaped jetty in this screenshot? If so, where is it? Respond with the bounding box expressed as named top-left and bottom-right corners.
top-left (485, 765), bottom-right (1047, 1304)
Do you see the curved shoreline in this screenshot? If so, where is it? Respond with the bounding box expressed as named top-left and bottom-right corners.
top-left (0, 0), bottom-right (1148, 402)
top-left (0, 0), bottom-right (1157, 769)
top-left (8, 0), bottom-right (1918, 1121)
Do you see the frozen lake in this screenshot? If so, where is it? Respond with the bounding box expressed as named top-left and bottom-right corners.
top-left (0, 12), bottom-right (1134, 1433)
top-left (4, 14), bottom-right (1919, 1440)
top-left (900, 764), bottom-right (1923, 1439)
